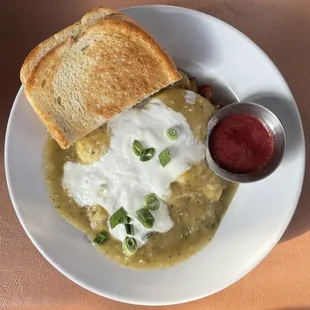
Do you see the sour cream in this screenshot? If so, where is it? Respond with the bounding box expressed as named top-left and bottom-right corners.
top-left (63, 99), bottom-right (205, 247)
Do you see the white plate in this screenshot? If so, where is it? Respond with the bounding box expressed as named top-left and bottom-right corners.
top-left (5, 5), bottom-right (305, 306)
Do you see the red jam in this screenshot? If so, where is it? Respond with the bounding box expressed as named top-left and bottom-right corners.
top-left (209, 114), bottom-right (275, 174)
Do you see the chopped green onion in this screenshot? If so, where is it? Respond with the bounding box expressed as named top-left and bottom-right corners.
top-left (140, 148), bottom-right (155, 162)
top-left (132, 140), bottom-right (144, 156)
top-left (109, 207), bottom-right (127, 229)
top-left (159, 148), bottom-right (171, 167)
top-left (144, 193), bottom-right (160, 211)
top-left (125, 223), bottom-right (134, 235)
top-left (122, 216), bottom-right (131, 224)
top-left (92, 231), bottom-right (109, 245)
top-left (123, 236), bottom-right (138, 256)
top-left (133, 140), bottom-right (155, 162)
top-left (136, 208), bottom-right (155, 229)
top-left (166, 128), bottom-right (179, 141)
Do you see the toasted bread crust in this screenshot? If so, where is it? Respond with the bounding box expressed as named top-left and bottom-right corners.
top-left (24, 39), bottom-right (74, 149)
top-left (21, 7), bottom-right (120, 84)
top-left (21, 7), bottom-right (181, 149)
top-left (25, 87), bottom-right (69, 149)
top-left (20, 24), bottom-right (80, 84)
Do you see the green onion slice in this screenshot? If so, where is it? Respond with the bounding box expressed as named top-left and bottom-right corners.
top-left (144, 193), bottom-right (160, 211)
top-left (159, 148), bottom-right (171, 167)
top-left (92, 231), bottom-right (109, 245)
top-left (125, 223), bottom-right (134, 235)
top-left (122, 216), bottom-right (131, 224)
top-left (123, 236), bottom-right (138, 256)
top-left (166, 127), bottom-right (179, 141)
top-left (136, 208), bottom-right (155, 229)
top-left (109, 207), bottom-right (127, 229)
top-left (132, 140), bottom-right (144, 156)
top-left (140, 148), bottom-right (155, 162)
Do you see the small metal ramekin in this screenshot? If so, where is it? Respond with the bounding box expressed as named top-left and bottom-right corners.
top-left (206, 102), bottom-right (286, 183)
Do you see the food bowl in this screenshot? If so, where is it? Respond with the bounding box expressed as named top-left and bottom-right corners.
top-left (206, 102), bottom-right (286, 183)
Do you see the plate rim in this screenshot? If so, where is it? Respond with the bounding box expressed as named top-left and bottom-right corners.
top-left (5, 5), bottom-right (306, 306)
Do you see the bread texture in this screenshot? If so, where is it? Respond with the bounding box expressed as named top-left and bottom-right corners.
top-left (21, 7), bottom-right (181, 148)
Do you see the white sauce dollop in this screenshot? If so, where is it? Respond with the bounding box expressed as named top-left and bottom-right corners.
top-left (185, 90), bottom-right (197, 105)
top-left (63, 99), bottom-right (205, 247)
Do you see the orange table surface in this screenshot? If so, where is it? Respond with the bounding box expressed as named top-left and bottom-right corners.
top-left (1, 1), bottom-right (310, 309)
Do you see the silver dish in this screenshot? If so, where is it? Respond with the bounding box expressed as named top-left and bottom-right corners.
top-left (206, 102), bottom-right (286, 183)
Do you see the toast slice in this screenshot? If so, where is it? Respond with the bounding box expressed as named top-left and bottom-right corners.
top-left (21, 7), bottom-right (181, 148)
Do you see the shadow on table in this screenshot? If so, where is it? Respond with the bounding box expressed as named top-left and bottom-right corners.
top-left (244, 92), bottom-right (309, 243)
